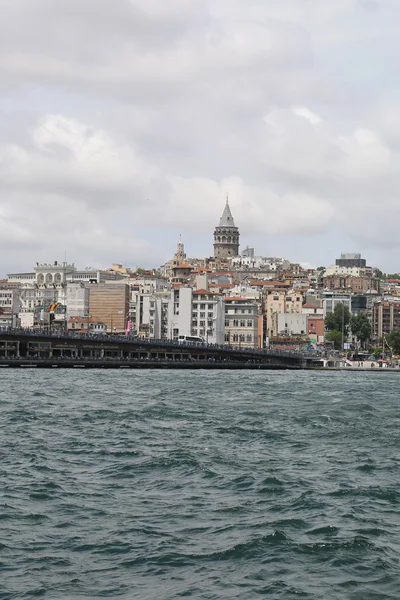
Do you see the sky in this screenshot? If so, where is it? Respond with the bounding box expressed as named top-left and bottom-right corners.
top-left (1, 0), bottom-right (400, 276)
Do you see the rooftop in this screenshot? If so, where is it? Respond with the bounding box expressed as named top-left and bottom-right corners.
top-left (218, 197), bottom-right (236, 228)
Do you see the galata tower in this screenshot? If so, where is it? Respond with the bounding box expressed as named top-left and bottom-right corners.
top-left (213, 195), bottom-right (240, 259)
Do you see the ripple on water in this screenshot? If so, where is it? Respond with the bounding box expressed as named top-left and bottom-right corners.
top-left (1, 370), bottom-right (400, 600)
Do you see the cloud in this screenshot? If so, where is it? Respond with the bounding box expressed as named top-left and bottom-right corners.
top-left (1, 0), bottom-right (400, 274)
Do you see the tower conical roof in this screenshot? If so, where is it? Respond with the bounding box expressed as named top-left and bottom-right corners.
top-left (219, 196), bottom-right (236, 227)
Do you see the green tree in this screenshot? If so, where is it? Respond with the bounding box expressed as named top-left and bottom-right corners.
top-left (387, 330), bottom-right (400, 355)
top-left (326, 329), bottom-right (343, 350)
top-left (325, 304), bottom-right (351, 335)
top-left (351, 313), bottom-right (371, 346)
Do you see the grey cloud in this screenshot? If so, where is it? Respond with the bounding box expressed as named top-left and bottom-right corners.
top-left (1, 0), bottom-right (400, 275)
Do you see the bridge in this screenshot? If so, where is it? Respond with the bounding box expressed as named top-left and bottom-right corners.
top-left (0, 330), bottom-right (322, 369)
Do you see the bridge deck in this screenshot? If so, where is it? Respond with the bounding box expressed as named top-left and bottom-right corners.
top-left (0, 330), bottom-right (311, 369)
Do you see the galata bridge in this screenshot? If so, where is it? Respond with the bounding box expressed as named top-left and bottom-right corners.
top-left (0, 329), bottom-right (323, 370)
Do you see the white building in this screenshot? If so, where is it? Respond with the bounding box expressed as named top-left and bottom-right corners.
top-left (131, 291), bottom-right (170, 339)
top-left (322, 291), bottom-right (352, 316)
top-left (167, 287), bottom-right (225, 344)
top-left (231, 255), bottom-right (289, 271)
top-left (191, 289), bottom-right (225, 344)
top-left (66, 283), bottom-right (90, 319)
top-left (0, 289), bottom-right (20, 314)
top-left (272, 313), bottom-right (307, 337)
top-left (168, 287), bottom-right (194, 341)
top-left (324, 265), bottom-right (368, 277)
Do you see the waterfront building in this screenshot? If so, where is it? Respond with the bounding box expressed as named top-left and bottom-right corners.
top-left (67, 316), bottom-right (107, 334)
top-left (0, 289), bottom-right (20, 315)
top-left (213, 196), bottom-right (240, 260)
top-left (271, 313), bottom-right (307, 338)
top-left (167, 286), bottom-right (225, 344)
top-left (224, 297), bottom-right (261, 349)
top-left (372, 300), bottom-right (400, 339)
top-left (191, 289), bottom-right (225, 344)
top-left (66, 283), bottom-right (90, 320)
top-left (307, 317), bottom-right (325, 346)
top-left (265, 291), bottom-right (303, 336)
top-left (88, 283), bottom-right (129, 333)
top-left (130, 291), bottom-right (170, 339)
top-left (168, 286), bottom-right (193, 341)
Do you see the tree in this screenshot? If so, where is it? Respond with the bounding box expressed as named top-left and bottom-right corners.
top-left (387, 330), bottom-right (400, 355)
top-left (351, 313), bottom-right (371, 346)
top-left (325, 304), bottom-right (351, 335)
top-left (326, 329), bottom-right (343, 350)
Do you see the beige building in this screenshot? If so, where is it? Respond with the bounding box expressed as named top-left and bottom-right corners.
top-left (88, 283), bottom-right (129, 333)
top-left (373, 301), bottom-right (400, 339)
top-left (224, 297), bottom-right (261, 349)
top-left (265, 291), bottom-right (303, 336)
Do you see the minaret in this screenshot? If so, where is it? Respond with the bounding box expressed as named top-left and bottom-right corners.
top-left (213, 194), bottom-right (240, 259)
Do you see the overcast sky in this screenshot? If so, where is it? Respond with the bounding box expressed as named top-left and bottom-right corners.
top-left (1, 0), bottom-right (400, 275)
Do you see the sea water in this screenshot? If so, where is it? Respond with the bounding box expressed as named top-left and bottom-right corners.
top-left (1, 370), bottom-right (399, 599)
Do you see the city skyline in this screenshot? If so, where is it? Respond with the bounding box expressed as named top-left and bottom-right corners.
top-left (2, 1), bottom-right (400, 275)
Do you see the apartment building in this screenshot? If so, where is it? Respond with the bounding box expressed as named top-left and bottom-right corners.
top-left (373, 301), bottom-right (400, 339)
top-left (224, 297), bottom-right (261, 349)
top-left (265, 291), bottom-right (303, 336)
top-left (88, 283), bottom-right (129, 333)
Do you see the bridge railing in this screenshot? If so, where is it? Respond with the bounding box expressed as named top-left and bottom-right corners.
top-left (0, 327), bottom-right (304, 360)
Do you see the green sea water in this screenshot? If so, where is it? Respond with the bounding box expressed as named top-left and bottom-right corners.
top-left (1, 370), bottom-right (399, 599)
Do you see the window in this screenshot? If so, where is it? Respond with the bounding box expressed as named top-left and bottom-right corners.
top-left (233, 319), bottom-right (239, 327)
top-left (246, 334), bottom-right (252, 343)
top-left (225, 320), bottom-right (229, 327)
top-left (247, 320), bottom-right (252, 327)
top-left (239, 334), bottom-right (245, 342)
top-left (200, 312), bottom-right (205, 318)
top-left (240, 320), bottom-right (246, 327)
top-left (200, 304), bottom-right (206, 309)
